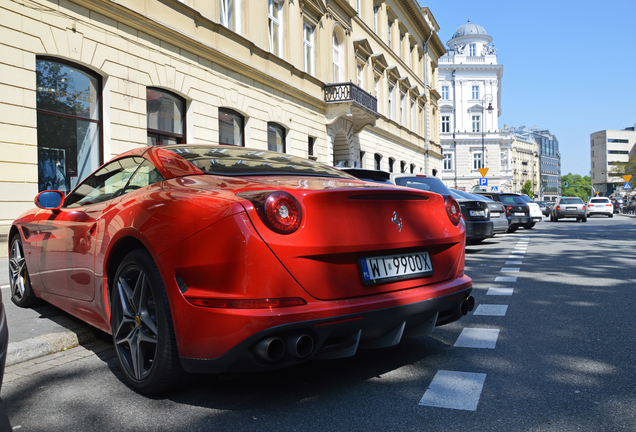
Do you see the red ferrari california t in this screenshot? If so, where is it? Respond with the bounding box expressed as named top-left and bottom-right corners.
top-left (9, 145), bottom-right (473, 394)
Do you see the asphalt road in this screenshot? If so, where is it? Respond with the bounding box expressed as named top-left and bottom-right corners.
top-left (1, 214), bottom-right (635, 431)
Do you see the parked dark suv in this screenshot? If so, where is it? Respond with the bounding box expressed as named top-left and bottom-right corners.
top-left (472, 192), bottom-right (533, 233)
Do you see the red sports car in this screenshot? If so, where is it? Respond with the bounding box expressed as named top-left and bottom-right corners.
top-left (9, 145), bottom-right (473, 394)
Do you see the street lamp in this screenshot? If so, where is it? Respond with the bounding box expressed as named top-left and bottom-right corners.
top-left (481, 94), bottom-right (494, 169)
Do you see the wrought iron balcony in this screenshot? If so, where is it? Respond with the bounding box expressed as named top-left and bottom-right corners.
top-left (325, 83), bottom-right (378, 113)
top-left (324, 83), bottom-right (379, 133)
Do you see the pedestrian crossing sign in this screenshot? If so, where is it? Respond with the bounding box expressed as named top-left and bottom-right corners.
top-left (491, 186), bottom-right (499, 192)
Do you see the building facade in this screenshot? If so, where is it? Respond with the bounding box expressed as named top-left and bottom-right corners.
top-left (0, 0), bottom-right (446, 256)
top-left (437, 21), bottom-right (512, 192)
top-left (591, 126), bottom-right (636, 197)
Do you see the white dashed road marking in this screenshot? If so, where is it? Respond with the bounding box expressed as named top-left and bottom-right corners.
top-left (454, 328), bottom-right (500, 349)
top-left (487, 287), bottom-right (514, 296)
top-left (473, 304), bottom-right (508, 316)
top-left (419, 370), bottom-right (487, 411)
top-left (495, 276), bottom-right (517, 282)
top-left (501, 267), bottom-right (520, 272)
top-left (505, 261), bottom-right (522, 265)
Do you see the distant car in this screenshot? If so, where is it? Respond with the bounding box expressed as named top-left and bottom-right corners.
top-left (551, 196), bottom-right (587, 222)
top-left (611, 198), bottom-right (624, 214)
top-left (627, 197), bottom-right (636, 214)
top-left (472, 192), bottom-right (533, 233)
top-left (519, 194), bottom-right (543, 228)
top-left (451, 189), bottom-right (508, 235)
top-left (587, 197), bottom-right (613, 218)
top-left (448, 189), bottom-right (494, 244)
top-left (536, 201), bottom-right (551, 216)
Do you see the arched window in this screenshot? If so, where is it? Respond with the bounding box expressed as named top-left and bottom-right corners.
top-left (147, 88), bottom-right (185, 146)
top-left (400, 161), bottom-right (406, 173)
top-left (374, 153), bottom-right (382, 170)
top-left (219, 108), bottom-right (245, 146)
top-left (36, 57), bottom-right (102, 193)
top-left (332, 30), bottom-right (342, 82)
top-left (267, 122), bottom-right (286, 153)
top-left (389, 158), bottom-right (395, 173)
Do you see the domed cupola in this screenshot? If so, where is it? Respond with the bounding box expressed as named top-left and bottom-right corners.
top-left (446, 19), bottom-right (494, 54)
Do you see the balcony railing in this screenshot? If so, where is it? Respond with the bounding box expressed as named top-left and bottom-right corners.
top-left (325, 83), bottom-right (377, 113)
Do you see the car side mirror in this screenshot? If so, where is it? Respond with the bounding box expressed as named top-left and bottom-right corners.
top-left (35, 190), bottom-right (65, 210)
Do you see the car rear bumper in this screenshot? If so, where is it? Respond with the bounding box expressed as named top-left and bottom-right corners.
top-left (465, 220), bottom-right (494, 240)
top-left (178, 276), bottom-right (473, 374)
top-left (491, 218), bottom-right (509, 233)
top-left (510, 216), bottom-right (532, 226)
top-left (556, 211), bottom-right (586, 218)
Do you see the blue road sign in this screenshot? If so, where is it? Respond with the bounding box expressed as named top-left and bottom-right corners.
top-left (491, 186), bottom-right (499, 192)
top-left (625, 182), bottom-right (632, 189)
top-left (479, 178), bottom-right (488, 186)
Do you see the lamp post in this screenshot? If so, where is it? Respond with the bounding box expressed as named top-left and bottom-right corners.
top-left (481, 94), bottom-right (493, 169)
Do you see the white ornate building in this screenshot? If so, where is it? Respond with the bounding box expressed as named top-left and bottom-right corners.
top-left (437, 21), bottom-right (513, 192)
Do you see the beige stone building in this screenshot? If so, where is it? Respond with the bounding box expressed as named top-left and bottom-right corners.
top-left (509, 132), bottom-right (540, 196)
top-left (0, 0), bottom-right (446, 256)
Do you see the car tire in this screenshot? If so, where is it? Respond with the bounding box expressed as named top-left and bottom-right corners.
top-left (507, 226), bottom-right (518, 233)
top-left (111, 249), bottom-right (184, 395)
top-left (9, 233), bottom-right (38, 308)
top-left (582, 216), bottom-right (587, 222)
top-left (609, 214), bottom-right (613, 218)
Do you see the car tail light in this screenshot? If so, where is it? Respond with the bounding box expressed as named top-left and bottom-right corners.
top-left (589, 204), bottom-right (594, 207)
top-left (556, 206), bottom-right (561, 210)
top-left (186, 297), bottom-right (307, 308)
top-left (505, 205), bottom-right (512, 217)
top-left (238, 190), bottom-right (303, 234)
top-left (445, 195), bottom-right (461, 225)
top-left (583, 205), bottom-right (586, 210)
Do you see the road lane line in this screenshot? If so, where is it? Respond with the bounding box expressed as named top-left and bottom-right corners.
top-left (419, 370), bottom-right (487, 411)
top-left (505, 261), bottom-right (522, 265)
top-left (495, 276), bottom-right (517, 282)
top-left (473, 304), bottom-right (508, 316)
top-left (454, 328), bottom-right (500, 349)
top-left (487, 287), bottom-right (514, 296)
top-left (501, 267), bottom-right (520, 272)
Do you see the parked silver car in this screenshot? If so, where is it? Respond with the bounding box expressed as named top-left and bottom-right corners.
top-left (550, 196), bottom-right (587, 222)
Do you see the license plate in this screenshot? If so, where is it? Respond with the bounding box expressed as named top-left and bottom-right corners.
top-left (469, 210), bottom-right (486, 217)
top-left (359, 251), bottom-right (433, 285)
top-left (567, 207), bottom-right (576, 210)
top-left (491, 212), bottom-right (500, 217)
top-left (514, 212), bottom-right (525, 216)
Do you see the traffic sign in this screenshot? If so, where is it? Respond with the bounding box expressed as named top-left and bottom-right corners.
top-left (625, 182), bottom-right (632, 189)
top-left (479, 178), bottom-right (488, 186)
top-left (491, 186), bottom-right (499, 192)
top-left (478, 168), bottom-right (489, 177)
top-left (623, 175), bottom-right (632, 183)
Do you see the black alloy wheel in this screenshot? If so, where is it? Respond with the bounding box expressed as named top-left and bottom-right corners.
top-left (9, 234), bottom-right (37, 308)
top-left (111, 249), bottom-right (184, 394)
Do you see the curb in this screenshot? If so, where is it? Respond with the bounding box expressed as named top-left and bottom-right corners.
top-left (6, 328), bottom-right (98, 366)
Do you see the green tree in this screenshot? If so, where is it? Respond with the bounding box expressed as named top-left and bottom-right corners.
top-left (520, 180), bottom-right (534, 199)
top-left (561, 173), bottom-right (593, 200)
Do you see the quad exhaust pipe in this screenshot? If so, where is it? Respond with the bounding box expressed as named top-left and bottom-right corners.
top-left (460, 296), bottom-right (475, 316)
top-left (255, 334), bottom-right (314, 362)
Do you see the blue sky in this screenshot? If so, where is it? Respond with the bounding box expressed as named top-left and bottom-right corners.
top-left (421, 0), bottom-right (636, 176)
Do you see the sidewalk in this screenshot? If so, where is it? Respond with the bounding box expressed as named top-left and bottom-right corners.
top-left (1, 257), bottom-right (98, 367)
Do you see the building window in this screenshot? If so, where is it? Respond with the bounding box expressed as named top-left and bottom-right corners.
top-left (303, 22), bottom-right (315, 76)
top-left (400, 160), bottom-right (406, 173)
top-left (374, 153), bottom-right (382, 170)
top-left (308, 136), bottom-right (315, 156)
top-left (357, 62), bottom-right (364, 87)
top-left (389, 157), bottom-right (395, 172)
top-left (387, 20), bottom-right (392, 47)
top-left (472, 85), bottom-right (479, 100)
top-left (147, 88), bottom-right (186, 146)
top-left (267, 122), bottom-right (286, 153)
top-left (469, 43), bottom-right (476, 56)
top-left (399, 33), bottom-right (404, 58)
top-left (472, 115), bottom-right (481, 133)
top-left (410, 98), bottom-right (416, 131)
top-left (442, 86), bottom-right (449, 100)
top-left (218, 108), bottom-right (244, 146)
top-left (410, 163), bottom-right (415, 174)
top-left (373, 5), bottom-right (379, 33)
top-left (443, 153), bottom-right (453, 170)
top-left (473, 152), bottom-right (483, 170)
top-left (268, 0), bottom-right (283, 57)
top-left (333, 30), bottom-right (341, 82)
top-left (400, 92), bottom-right (406, 126)
top-left (441, 115), bottom-right (450, 133)
top-left (388, 84), bottom-right (395, 121)
top-left (220, 0), bottom-right (241, 34)
top-left (36, 57), bottom-right (102, 193)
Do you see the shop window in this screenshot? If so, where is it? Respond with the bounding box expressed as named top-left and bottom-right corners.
top-left (147, 88), bottom-right (185, 146)
top-left (219, 108), bottom-right (245, 146)
top-left (36, 57), bottom-right (102, 193)
top-left (268, 122), bottom-right (286, 153)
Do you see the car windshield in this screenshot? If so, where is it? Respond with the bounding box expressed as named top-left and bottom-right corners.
top-left (499, 194), bottom-right (526, 205)
top-left (163, 145), bottom-right (354, 178)
top-left (519, 195), bottom-right (534, 203)
top-left (452, 188), bottom-right (491, 201)
top-left (561, 197), bottom-right (584, 204)
top-left (590, 198), bottom-right (609, 203)
top-left (393, 176), bottom-right (450, 194)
